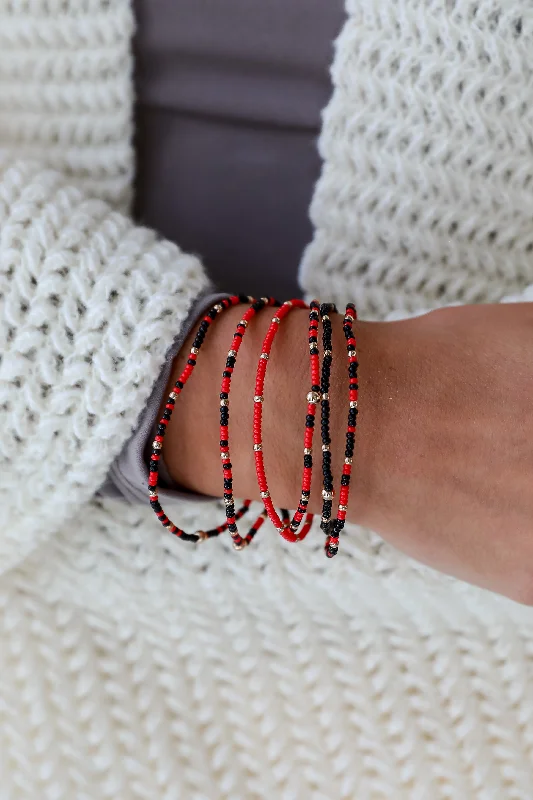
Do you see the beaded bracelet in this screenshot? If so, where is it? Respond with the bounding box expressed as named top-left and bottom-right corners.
top-left (318, 303), bottom-right (338, 539)
top-left (324, 303), bottom-right (359, 558)
top-left (219, 296), bottom-right (280, 550)
top-left (252, 298), bottom-right (314, 542)
top-left (149, 295), bottom-right (257, 543)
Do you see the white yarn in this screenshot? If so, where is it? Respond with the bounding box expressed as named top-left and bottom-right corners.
top-left (0, 0), bottom-right (134, 212)
top-left (0, 158), bottom-right (208, 574)
top-left (3, 1), bottom-right (533, 797)
top-left (301, 0), bottom-right (533, 319)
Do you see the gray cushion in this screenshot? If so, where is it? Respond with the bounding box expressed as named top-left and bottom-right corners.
top-left (133, 0), bottom-right (345, 299)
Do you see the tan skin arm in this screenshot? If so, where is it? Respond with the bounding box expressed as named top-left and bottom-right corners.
top-left (163, 302), bottom-right (533, 605)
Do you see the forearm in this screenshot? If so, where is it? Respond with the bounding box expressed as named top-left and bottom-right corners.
top-left (162, 303), bottom-right (389, 525)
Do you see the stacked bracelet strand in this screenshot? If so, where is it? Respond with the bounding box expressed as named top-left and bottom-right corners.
top-left (219, 296), bottom-right (280, 550)
top-left (253, 299), bottom-right (314, 542)
top-left (149, 295), bottom-right (255, 542)
top-left (319, 303), bottom-right (337, 539)
top-left (324, 303), bottom-right (359, 558)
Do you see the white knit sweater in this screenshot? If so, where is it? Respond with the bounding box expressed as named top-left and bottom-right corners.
top-left (2, 2), bottom-right (533, 798)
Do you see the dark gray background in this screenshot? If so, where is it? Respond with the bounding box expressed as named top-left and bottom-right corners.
top-left (133, 0), bottom-right (345, 299)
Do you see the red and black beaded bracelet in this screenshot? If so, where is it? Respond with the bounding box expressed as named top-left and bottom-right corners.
top-left (324, 303), bottom-right (359, 558)
top-left (219, 296), bottom-right (280, 550)
top-left (148, 295), bottom-right (256, 543)
top-left (252, 299), bottom-right (314, 542)
top-left (318, 303), bottom-right (338, 539)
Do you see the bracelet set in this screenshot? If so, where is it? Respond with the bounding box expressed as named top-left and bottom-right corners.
top-left (148, 296), bottom-right (359, 558)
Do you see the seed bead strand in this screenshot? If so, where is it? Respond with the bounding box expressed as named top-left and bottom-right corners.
top-left (149, 294), bottom-right (254, 542)
top-left (319, 303), bottom-right (337, 539)
top-left (219, 296), bottom-right (280, 550)
top-left (325, 303), bottom-right (359, 558)
top-left (253, 299), bottom-right (314, 542)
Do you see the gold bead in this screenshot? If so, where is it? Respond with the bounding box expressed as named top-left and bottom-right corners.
top-left (238, 319), bottom-right (248, 328)
top-left (260, 490), bottom-right (270, 499)
top-left (345, 457), bottom-right (353, 465)
top-left (303, 447), bottom-right (312, 455)
top-left (285, 300), bottom-right (293, 306)
top-left (220, 398), bottom-right (229, 407)
top-left (261, 296), bottom-right (270, 303)
top-left (253, 443), bottom-right (263, 451)
top-left (322, 444), bottom-right (330, 452)
top-left (323, 349), bottom-right (332, 357)
top-left (233, 541), bottom-right (246, 551)
top-left (169, 391), bottom-right (177, 400)
top-left (220, 451), bottom-right (230, 459)
top-left (254, 395), bottom-right (264, 403)
top-left (153, 441), bottom-right (162, 450)
top-left (224, 497), bottom-right (234, 505)
top-left (306, 391), bottom-right (320, 404)
top-left (322, 393), bottom-right (330, 401)
top-left (272, 316), bottom-right (281, 324)
top-left (321, 314), bottom-right (330, 322)
top-left (348, 350), bottom-right (357, 359)
top-left (190, 346), bottom-right (199, 355)
top-left (196, 530), bottom-right (208, 542)
top-left (338, 504), bottom-right (348, 512)
top-left (322, 489), bottom-right (334, 500)
top-left (260, 353), bottom-right (269, 360)
top-left (228, 350), bottom-right (237, 358)
top-left (214, 303), bottom-right (224, 313)
top-left (350, 400), bottom-right (358, 408)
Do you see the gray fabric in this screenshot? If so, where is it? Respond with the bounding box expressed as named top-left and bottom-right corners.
top-left (133, 0), bottom-right (345, 299)
top-left (99, 290), bottom-right (226, 504)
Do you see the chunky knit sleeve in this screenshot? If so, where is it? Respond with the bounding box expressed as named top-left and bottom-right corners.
top-left (0, 159), bottom-right (209, 573)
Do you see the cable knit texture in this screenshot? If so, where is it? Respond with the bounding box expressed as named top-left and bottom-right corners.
top-left (3, 1), bottom-right (533, 798)
top-left (0, 158), bottom-right (208, 572)
top-left (0, 0), bottom-right (134, 212)
top-left (301, 0), bottom-right (533, 319)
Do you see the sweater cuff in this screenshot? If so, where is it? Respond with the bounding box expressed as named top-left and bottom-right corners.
top-left (101, 290), bottom-right (228, 505)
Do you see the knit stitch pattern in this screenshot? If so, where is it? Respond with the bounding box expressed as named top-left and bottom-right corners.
top-left (0, 158), bottom-right (208, 573)
top-left (301, 0), bottom-right (533, 318)
top-left (0, 0), bottom-right (134, 212)
top-left (3, 1), bottom-right (533, 797)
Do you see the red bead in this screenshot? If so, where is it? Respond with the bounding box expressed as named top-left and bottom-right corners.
top-left (253, 300), bottom-right (318, 541)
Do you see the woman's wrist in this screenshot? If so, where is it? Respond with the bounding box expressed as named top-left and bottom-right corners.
top-left (160, 301), bottom-right (398, 527)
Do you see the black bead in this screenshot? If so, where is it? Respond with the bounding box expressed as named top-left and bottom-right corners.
top-left (304, 455), bottom-right (312, 468)
top-left (220, 439), bottom-right (229, 447)
top-left (341, 474), bottom-right (350, 486)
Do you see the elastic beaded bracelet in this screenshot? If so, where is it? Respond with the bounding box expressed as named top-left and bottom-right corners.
top-left (149, 295), bottom-right (255, 543)
top-left (318, 303), bottom-right (338, 538)
top-left (219, 296), bottom-right (280, 550)
top-left (252, 298), bottom-right (314, 542)
top-left (325, 303), bottom-right (359, 558)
